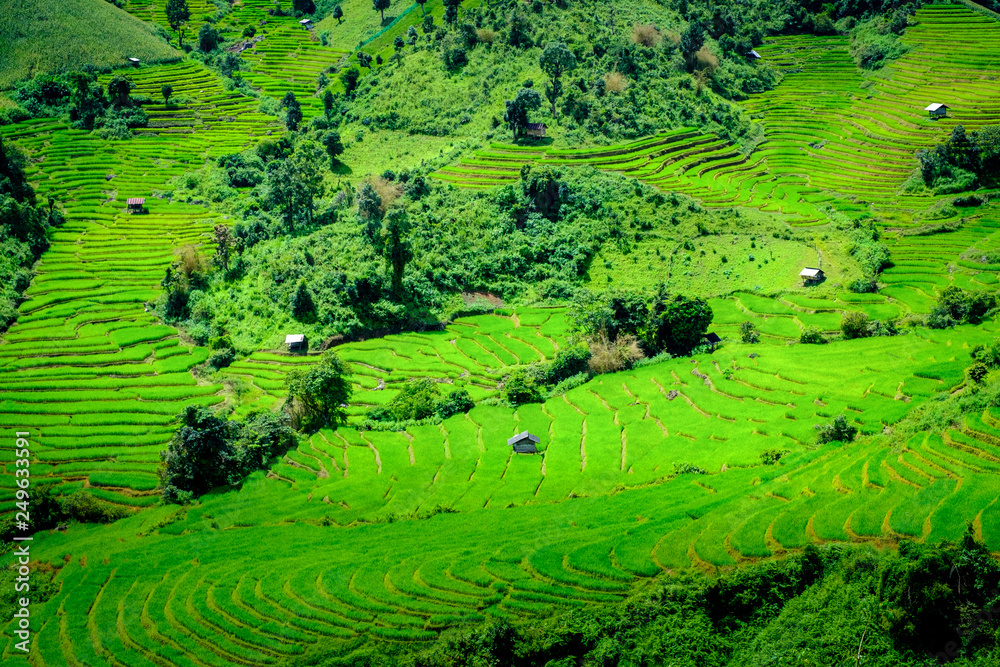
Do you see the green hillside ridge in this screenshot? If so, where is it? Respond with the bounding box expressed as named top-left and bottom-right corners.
top-left (0, 0), bottom-right (180, 89)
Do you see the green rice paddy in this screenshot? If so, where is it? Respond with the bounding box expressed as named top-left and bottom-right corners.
top-left (5, 3), bottom-right (1000, 664)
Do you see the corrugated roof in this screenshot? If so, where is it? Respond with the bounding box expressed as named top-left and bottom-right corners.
top-left (126, 198), bottom-right (145, 205)
top-left (800, 267), bottom-right (823, 277)
top-left (507, 431), bottom-right (540, 446)
top-left (925, 103), bottom-right (947, 111)
top-left (285, 334), bottom-right (306, 343)
top-left (299, 18), bottom-right (312, 24)
top-left (525, 123), bottom-right (546, 131)
top-left (748, 49), bottom-right (761, 59)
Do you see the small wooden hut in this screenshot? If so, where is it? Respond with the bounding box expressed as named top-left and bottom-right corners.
top-left (126, 197), bottom-right (145, 214)
top-left (799, 267), bottom-right (824, 285)
top-left (525, 122), bottom-right (547, 138)
top-left (285, 334), bottom-right (307, 352)
top-left (507, 431), bottom-right (539, 454)
top-left (924, 103), bottom-right (948, 118)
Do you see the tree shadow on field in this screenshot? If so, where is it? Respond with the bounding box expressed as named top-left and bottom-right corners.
top-left (331, 161), bottom-right (354, 176)
top-left (381, 16), bottom-right (397, 27)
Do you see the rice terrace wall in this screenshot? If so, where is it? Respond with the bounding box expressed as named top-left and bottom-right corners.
top-left (5, 0), bottom-right (1000, 664)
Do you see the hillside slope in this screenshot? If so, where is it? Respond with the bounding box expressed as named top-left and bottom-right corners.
top-left (0, 0), bottom-right (179, 88)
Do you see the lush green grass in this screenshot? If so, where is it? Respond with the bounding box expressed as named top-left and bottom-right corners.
top-left (0, 0), bottom-right (180, 88)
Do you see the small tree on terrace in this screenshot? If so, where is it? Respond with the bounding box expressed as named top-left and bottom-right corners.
top-left (161, 84), bottom-right (173, 105)
top-left (393, 35), bottom-right (405, 62)
top-left (284, 350), bottom-right (353, 430)
top-left (165, 0), bottom-right (191, 48)
top-left (373, 0), bottom-right (390, 23)
top-left (539, 41), bottom-right (576, 116)
top-left (815, 414), bottom-right (858, 444)
top-left (740, 321), bottom-right (760, 344)
top-left (333, 4), bottom-right (343, 23)
top-left (107, 75), bottom-right (134, 107)
top-left (647, 292), bottom-right (713, 355)
top-left (504, 87), bottom-right (541, 140)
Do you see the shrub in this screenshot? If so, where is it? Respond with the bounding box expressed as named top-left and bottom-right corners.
top-left (800, 327), bottom-right (826, 345)
top-left (632, 24), bottom-right (661, 48)
top-left (815, 414), bottom-right (858, 444)
top-left (546, 344), bottom-right (592, 384)
top-left (740, 321), bottom-right (760, 344)
top-left (504, 368), bottom-right (541, 405)
top-left (841, 311), bottom-right (870, 340)
top-left (207, 347), bottom-right (235, 370)
top-left (603, 71), bottom-right (628, 93)
top-left (760, 448), bottom-right (789, 465)
top-left (436, 388), bottom-right (474, 419)
top-left (969, 363), bottom-right (989, 384)
top-left (62, 491), bottom-right (130, 523)
top-left (588, 334), bottom-right (643, 374)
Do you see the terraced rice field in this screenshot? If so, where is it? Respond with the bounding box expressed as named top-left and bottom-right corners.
top-left (0, 60), bottom-right (280, 510)
top-left (435, 6), bottom-right (1000, 230)
top-left (15, 318), bottom-right (1000, 663)
top-left (8, 5), bottom-right (1000, 664)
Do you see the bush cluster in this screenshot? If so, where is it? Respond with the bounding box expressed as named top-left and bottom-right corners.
top-left (366, 378), bottom-right (474, 426)
top-left (571, 287), bottom-right (714, 358)
top-left (160, 405), bottom-right (299, 503)
top-left (917, 124), bottom-right (1000, 195)
top-left (927, 286), bottom-right (998, 329)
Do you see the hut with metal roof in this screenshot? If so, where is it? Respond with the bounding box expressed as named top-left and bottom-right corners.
top-left (507, 431), bottom-right (539, 454)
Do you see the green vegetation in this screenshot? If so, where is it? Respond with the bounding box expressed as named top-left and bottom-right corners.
top-left (0, 138), bottom-right (56, 331)
top-left (9, 0), bottom-right (1000, 665)
top-left (160, 404), bottom-right (298, 502)
top-left (0, 0), bottom-right (179, 89)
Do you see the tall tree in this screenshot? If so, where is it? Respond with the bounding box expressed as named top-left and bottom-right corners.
top-left (333, 4), bottom-right (343, 22)
top-left (503, 87), bottom-right (541, 140)
top-left (266, 140), bottom-right (326, 230)
top-left (290, 279), bottom-right (316, 321)
top-left (281, 91), bottom-right (303, 131)
top-left (539, 41), bottom-right (576, 116)
top-left (373, 0), bottom-right (390, 23)
top-left (382, 209), bottom-right (412, 295)
top-left (415, 0), bottom-right (426, 16)
top-left (161, 84), bottom-right (173, 105)
top-left (212, 224), bottom-right (232, 269)
top-left (392, 35), bottom-right (405, 62)
top-left (165, 0), bottom-right (190, 48)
